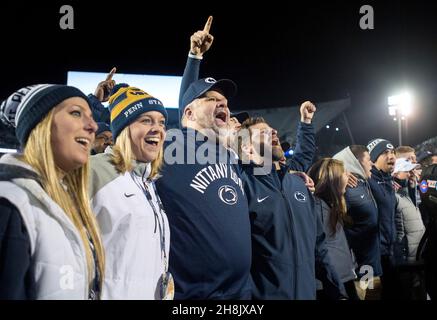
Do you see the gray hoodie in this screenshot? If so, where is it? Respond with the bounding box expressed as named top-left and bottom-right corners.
top-left (333, 147), bottom-right (382, 277)
top-left (333, 147), bottom-right (367, 179)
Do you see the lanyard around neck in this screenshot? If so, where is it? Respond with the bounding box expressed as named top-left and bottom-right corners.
top-left (130, 171), bottom-right (168, 273)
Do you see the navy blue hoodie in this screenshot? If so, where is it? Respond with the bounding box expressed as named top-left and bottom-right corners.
top-left (344, 177), bottom-right (382, 277)
top-left (242, 163), bottom-right (346, 300)
top-left (369, 166), bottom-right (397, 256)
top-left (156, 128), bottom-right (252, 299)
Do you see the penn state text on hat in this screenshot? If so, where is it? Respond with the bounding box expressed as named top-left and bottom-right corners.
top-left (0, 85), bottom-right (39, 127)
top-left (180, 77), bottom-right (238, 114)
top-left (108, 84), bottom-right (167, 140)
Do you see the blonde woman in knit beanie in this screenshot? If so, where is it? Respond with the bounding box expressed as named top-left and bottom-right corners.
top-left (0, 84), bottom-right (105, 300)
top-left (89, 84), bottom-right (172, 300)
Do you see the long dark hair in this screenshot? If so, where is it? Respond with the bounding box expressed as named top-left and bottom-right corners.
top-left (308, 158), bottom-right (347, 235)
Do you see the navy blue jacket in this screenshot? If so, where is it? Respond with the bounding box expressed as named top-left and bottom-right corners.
top-left (369, 166), bottom-right (397, 256)
top-left (344, 176), bottom-right (382, 277)
top-left (156, 128), bottom-right (252, 299)
top-left (87, 94), bottom-right (110, 124)
top-left (0, 198), bottom-right (34, 299)
top-left (242, 163), bottom-right (346, 299)
top-left (178, 56), bottom-right (201, 112)
top-left (284, 122), bottom-right (315, 173)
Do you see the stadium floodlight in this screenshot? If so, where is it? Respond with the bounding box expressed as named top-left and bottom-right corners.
top-left (388, 92), bottom-right (413, 116)
top-left (387, 91), bottom-right (414, 146)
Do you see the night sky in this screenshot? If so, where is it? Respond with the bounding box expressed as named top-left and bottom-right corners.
top-left (1, 0), bottom-right (436, 151)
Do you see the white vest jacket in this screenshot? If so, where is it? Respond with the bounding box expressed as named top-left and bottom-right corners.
top-left (0, 154), bottom-right (90, 299)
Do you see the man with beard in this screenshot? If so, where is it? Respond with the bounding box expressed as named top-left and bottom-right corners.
top-left (155, 16), bottom-right (252, 299)
top-left (238, 109), bottom-right (347, 300)
top-left (366, 138), bottom-right (399, 299)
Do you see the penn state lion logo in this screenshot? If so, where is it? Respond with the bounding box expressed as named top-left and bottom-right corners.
top-left (218, 185), bottom-right (238, 205)
top-left (294, 191), bottom-right (307, 202)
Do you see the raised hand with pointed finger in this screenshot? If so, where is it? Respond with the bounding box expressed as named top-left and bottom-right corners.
top-left (94, 67), bottom-right (117, 102)
top-left (190, 16), bottom-right (214, 58)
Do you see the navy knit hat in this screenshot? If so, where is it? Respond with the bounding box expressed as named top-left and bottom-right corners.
top-left (96, 122), bottom-right (111, 136)
top-left (13, 84), bottom-right (89, 146)
top-left (180, 77), bottom-right (237, 118)
top-left (108, 84), bottom-right (167, 140)
top-left (367, 138), bottom-right (395, 162)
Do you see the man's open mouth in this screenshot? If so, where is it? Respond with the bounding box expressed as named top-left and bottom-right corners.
top-left (215, 111), bottom-right (227, 124)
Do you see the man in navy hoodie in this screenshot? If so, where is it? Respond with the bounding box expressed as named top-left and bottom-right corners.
top-left (238, 116), bottom-right (347, 300)
top-left (155, 17), bottom-right (252, 299)
top-left (367, 138), bottom-right (400, 299)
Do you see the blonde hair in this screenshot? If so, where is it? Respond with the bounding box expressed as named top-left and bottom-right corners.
top-left (395, 145), bottom-right (415, 156)
top-left (111, 126), bottom-right (163, 179)
top-left (21, 110), bottom-right (105, 296)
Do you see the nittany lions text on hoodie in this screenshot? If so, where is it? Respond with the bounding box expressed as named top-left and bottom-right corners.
top-left (156, 128), bottom-right (252, 299)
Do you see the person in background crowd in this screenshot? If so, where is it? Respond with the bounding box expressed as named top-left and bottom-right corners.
top-left (418, 164), bottom-right (437, 300)
top-left (230, 111), bottom-right (249, 131)
top-left (367, 138), bottom-right (400, 299)
top-left (308, 158), bottom-right (358, 300)
top-left (392, 157), bottom-right (426, 299)
top-left (333, 145), bottom-right (382, 300)
top-left (417, 150), bottom-right (437, 168)
top-left (393, 158), bottom-right (425, 263)
top-left (417, 150), bottom-right (437, 226)
top-left (91, 122), bottom-right (113, 155)
top-left (87, 68), bottom-right (116, 124)
top-left (0, 84), bottom-right (105, 299)
top-left (395, 146), bottom-right (421, 206)
top-left (89, 84), bottom-right (172, 300)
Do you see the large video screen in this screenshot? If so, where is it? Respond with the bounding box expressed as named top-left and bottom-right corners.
top-left (67, 71), bottom-right (182, 109)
